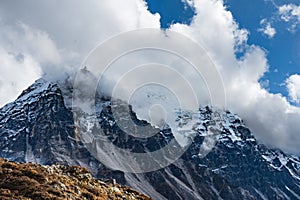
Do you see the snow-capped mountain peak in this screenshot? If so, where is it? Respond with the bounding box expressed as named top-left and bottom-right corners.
top-left (1, 79), bottom-right (300, 199)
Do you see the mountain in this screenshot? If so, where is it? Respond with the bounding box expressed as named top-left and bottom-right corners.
top-left (0, 79), bottom-right (101, 171)
top-left (0, 158), bottom-right (151, 200)
top-left (0, 78), bottom-right (300, 199)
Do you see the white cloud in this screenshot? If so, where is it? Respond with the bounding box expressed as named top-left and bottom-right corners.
top-left (279, 4), bottom-right (300, 22)
top-left (278, 4), bottom-right (300, 32)
top-left (258, 19), bottom-right (276, 38)
top-left (0, 0), bottom-right (160, 64)
top-left (286, 74), bottom-right (300, 103)
top-left (0, 0), bottom-right (161, 105)
top-left (0, 0), bottom-right (300, 155)
top-left (0, 47), bottom-right (42, 106)
top-left (0, 21), bottom-right (63, 106)
top-left (0, 22), bottom-right (61, 64)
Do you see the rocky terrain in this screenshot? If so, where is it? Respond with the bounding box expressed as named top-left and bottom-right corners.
top-left (0, 158), bottom-right (151, 200)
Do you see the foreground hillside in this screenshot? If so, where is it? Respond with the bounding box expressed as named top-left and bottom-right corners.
top-left (0, 158), bottom-right (151, 200)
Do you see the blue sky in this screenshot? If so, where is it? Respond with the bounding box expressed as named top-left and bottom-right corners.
top-left (146, 0), bottom-right (195, 28)
top-left (146, 0), bottom-right (300, 103)
top-left (225, 0), bottom-right (300, 100)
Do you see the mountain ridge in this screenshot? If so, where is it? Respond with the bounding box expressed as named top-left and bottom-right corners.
top-left (0, 78), bottom-right (299, 199)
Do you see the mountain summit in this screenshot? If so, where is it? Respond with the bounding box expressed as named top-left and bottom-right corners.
top-left (0, 79), bottom-right (300, 199)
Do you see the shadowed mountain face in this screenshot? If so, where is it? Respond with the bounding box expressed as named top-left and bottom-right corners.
top-left (0, 80), bottom-right (101, 172)
top-left (0, 79), bottom-right (300, 200)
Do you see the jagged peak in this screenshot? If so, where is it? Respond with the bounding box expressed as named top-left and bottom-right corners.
top-left (16, 78), bottom-right (60, 101)
top-left (0, 78), bottom-right (65, 118)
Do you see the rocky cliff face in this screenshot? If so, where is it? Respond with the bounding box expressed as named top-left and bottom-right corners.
top-left (0, 79), bottom-right (101, 171)
top-left (0, 158), bottom-right (151, 200)
top-left (96, 98), bottom-right (300, 200)
top-left (0, 79), bottom-right (300, 199)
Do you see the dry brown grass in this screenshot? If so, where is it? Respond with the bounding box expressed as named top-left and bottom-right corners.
top-left (0, 158), bottom-right (151, 200)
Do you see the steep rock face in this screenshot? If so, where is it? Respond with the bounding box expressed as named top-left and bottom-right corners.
top-left (93, 100), bottom-right (255, 200)
top-left (183, 107), bottom-right (300, 199)
top-left (0, 79), bottom-right (300, 200)
top-left (97, 100), bottom-right (300, 200)
top-left (0, 79), bottom-right (101, 173)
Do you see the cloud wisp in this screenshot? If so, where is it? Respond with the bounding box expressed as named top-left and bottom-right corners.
top-left (258, 19), bottom-right (276, 38)
top-left (278, 3), bottom-right (300, 32)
